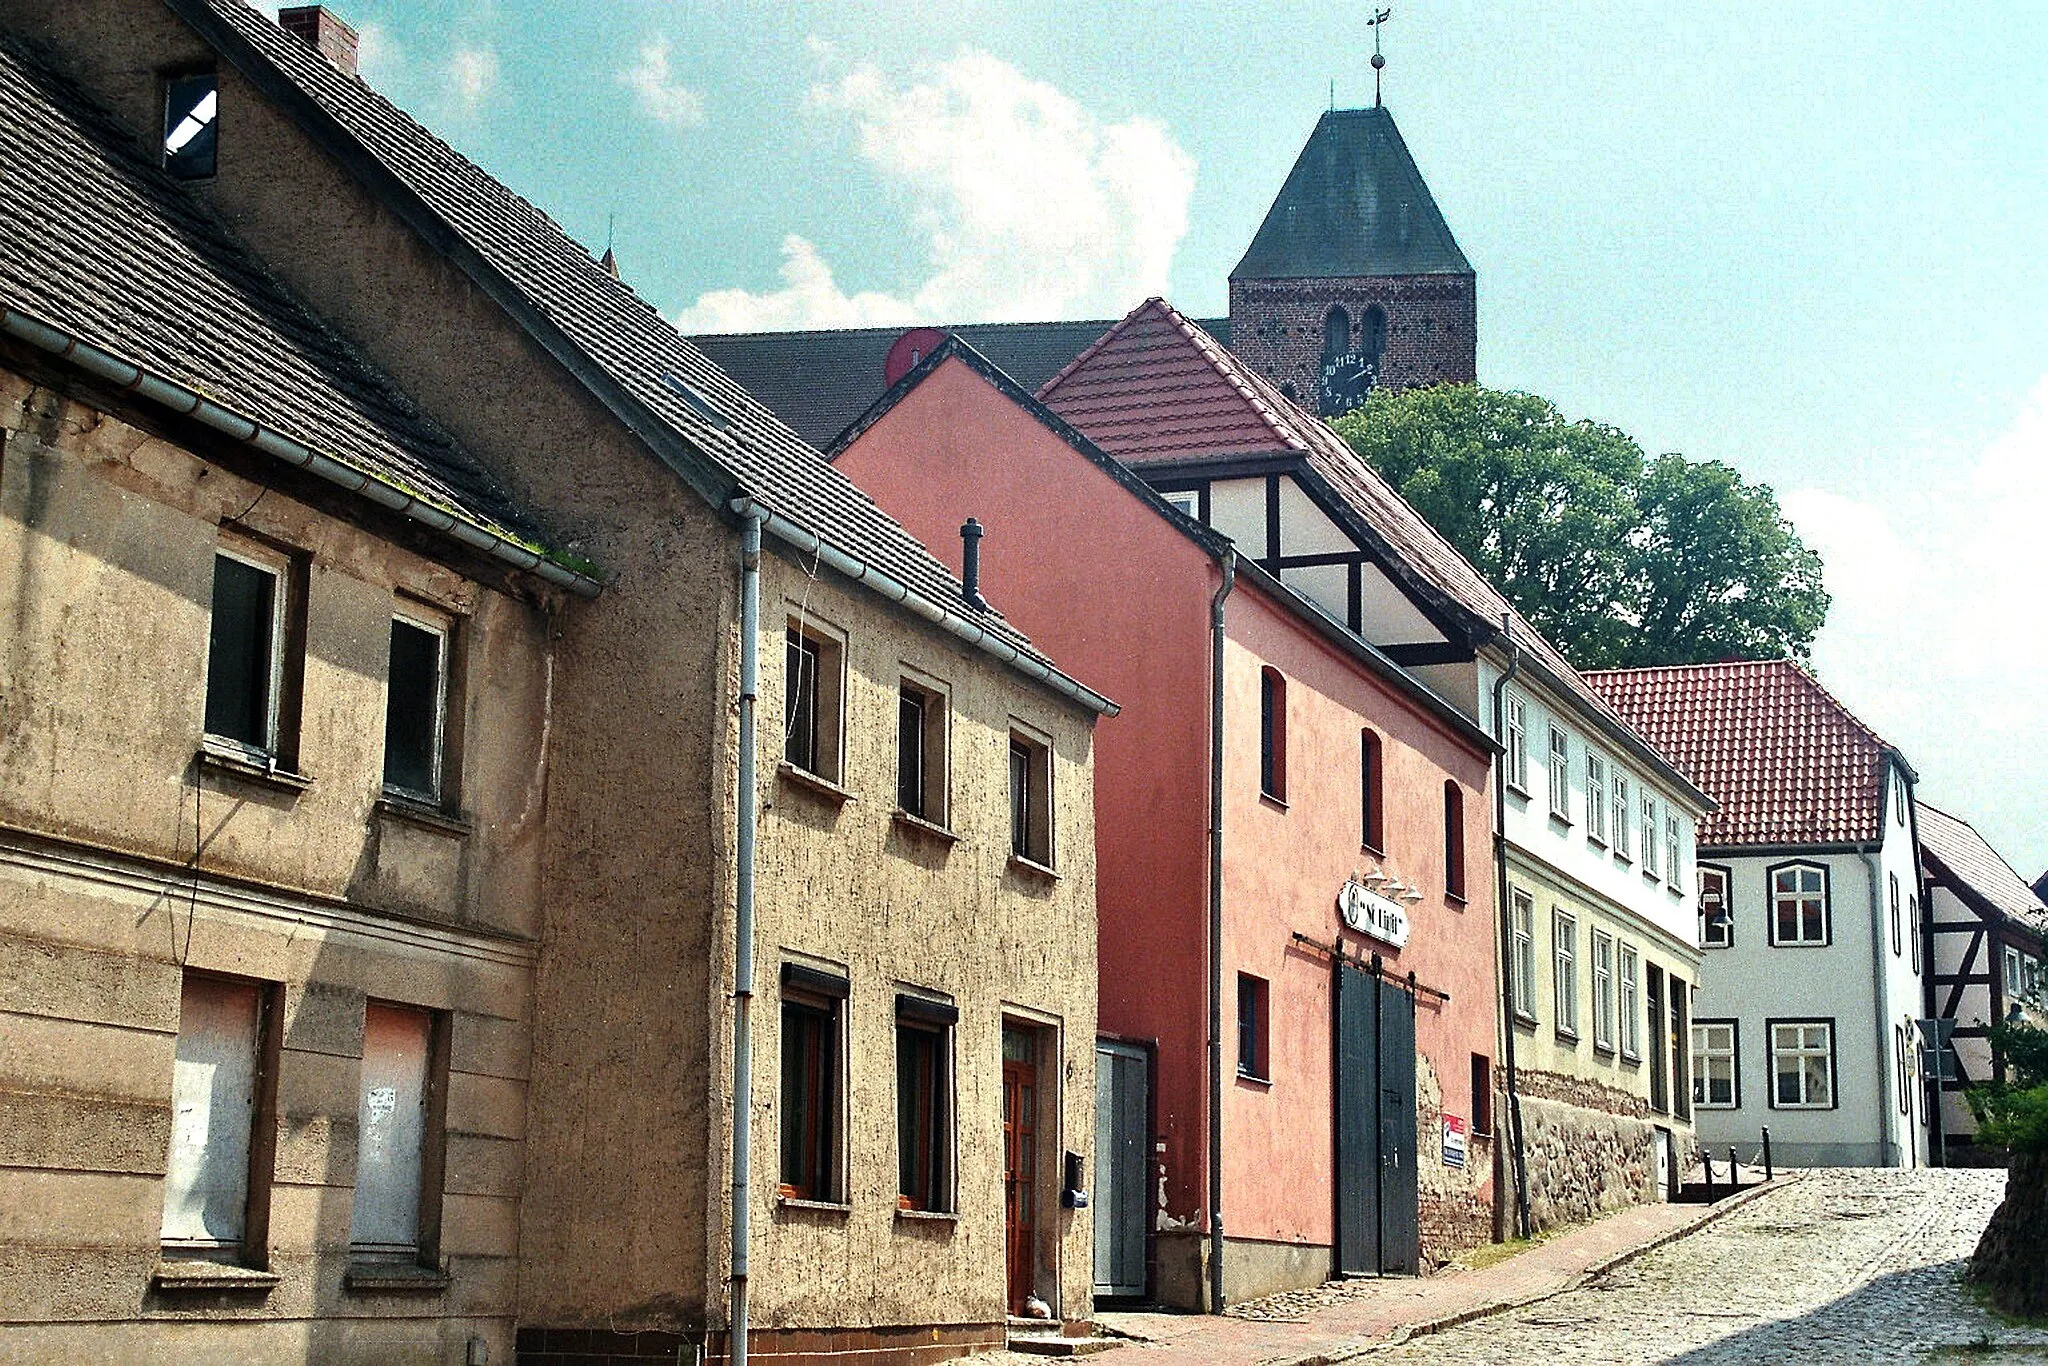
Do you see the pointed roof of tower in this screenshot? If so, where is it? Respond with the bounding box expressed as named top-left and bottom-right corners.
top-left (1233, 106), bottom-right (1470, 281)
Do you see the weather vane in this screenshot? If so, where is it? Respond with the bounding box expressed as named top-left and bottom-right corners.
top-left (1368, 7), bottom-right (1392, 107)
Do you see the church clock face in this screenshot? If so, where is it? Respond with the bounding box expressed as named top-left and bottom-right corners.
top-left (1318, 350), bottom-right (1376, 417)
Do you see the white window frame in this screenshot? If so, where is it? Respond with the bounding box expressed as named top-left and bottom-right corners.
top-left (1770, 863), bottom-right (1831, 946)
top-left (1591, 929), bottom-right (1616, 1051)
top-left (2007, 946), bottom-right (2025, 996)
top-left (1665, 814), bottom-right (1682, 886)
top-left (1552, 907), bottom-right (1579, 1039)
top-left (1161, 489), bottom-right (1199, 519)
top-left (1511, 891), bottom-right (1537, 1023)
top-left (1769, 1020), bottom-right (1835, 1109)
top-left (1586, 753), bottom-right (1608, 846)
top-left (1699, 864), bottom-right (1733, 949)
top-left (1501, 690), bottom-right (1529, 792)
top-left (1547, 724), bottom-right (1571, 822)
top-left (1617, 942), bottom-right (1641, 1059)
top-left (1692, 1020), bottom-right (1739, 1109)
top-left (1612, 772), bottom-right (1632, 861)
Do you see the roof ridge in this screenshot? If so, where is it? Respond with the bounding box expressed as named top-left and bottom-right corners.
top-left (1034, 298), bottom-right (1159, 400)
top-left (1143, 298), bottom-right (1310, 452)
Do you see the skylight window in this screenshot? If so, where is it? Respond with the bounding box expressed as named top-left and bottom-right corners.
top-left (164, 72), bottom-right (219, 180)
top-left (660, 371), bottom-right (729, 429)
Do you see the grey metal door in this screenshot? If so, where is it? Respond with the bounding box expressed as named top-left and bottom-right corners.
top-left (1334, 962), bottom-right (1419, 1276)
top-left (1093, 1041), bottom-right (1148, 1297)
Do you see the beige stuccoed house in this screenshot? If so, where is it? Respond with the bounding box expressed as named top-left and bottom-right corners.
top-left (0, 4), bottom-right (1113, 1364)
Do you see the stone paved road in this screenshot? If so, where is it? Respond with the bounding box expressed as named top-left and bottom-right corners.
top-left (1368, 1168), bottom-right (2048, 1365)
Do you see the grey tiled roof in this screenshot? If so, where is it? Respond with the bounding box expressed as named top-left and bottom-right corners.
top-left (0, 30), bottom-right (544, 551)
top-left (174, 0), bottom-right (1045, 660)
top-left (1918, 804), bottom-right (2048, 938)
top-left (692, 318), bottom-right (1231, 451)
top-left (1233, 108), bottom-right (1471, 281)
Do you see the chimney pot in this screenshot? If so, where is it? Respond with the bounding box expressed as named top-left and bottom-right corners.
top-left (278, 5), bottom-right (361, 76)
top-left (960, 518), bottom-right (987, 613)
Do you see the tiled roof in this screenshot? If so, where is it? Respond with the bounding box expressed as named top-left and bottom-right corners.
top-left (1917, 804), bottom-right (2048, 939)
top-left (1232, 107), bottom-right (1471, 281)
top-left (1583, 659), bottom-right (1902, 848)
top-left (0, 29), bottom-right (544, 554)
top-left (690, 318), bottom-right (1230, 450)
top-left (1036, 298), bottom-right (1696, 799)
top-left (173, 0), bottom-right (1045, 662)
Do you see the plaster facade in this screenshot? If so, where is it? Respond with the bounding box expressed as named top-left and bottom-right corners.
top-left (1925, 878), bottom-right (2045, 1143)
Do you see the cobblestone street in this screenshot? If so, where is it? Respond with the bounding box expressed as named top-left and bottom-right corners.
top-left (1367, 1168), bottom-right (2048, 1365)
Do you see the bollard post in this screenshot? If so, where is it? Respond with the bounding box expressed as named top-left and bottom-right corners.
top-left (1704, 1153), bottom-right (1716, 1201)
top-left (1729, 1146), bottom-right (1740, 1191)
top-left (1762, 1126), bottom-right (1773, 1181)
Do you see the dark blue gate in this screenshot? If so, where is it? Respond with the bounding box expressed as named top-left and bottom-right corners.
top-left (1334, 960), bottom-right (1418, 1276)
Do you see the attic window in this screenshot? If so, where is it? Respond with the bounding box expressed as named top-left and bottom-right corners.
top-left (660, 372), bottom-right (729, 429)
top-left (164, 72), bottom-right (219, 180)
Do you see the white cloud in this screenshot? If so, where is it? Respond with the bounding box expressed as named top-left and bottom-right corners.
top-left (675, 49), bottom-right (1196, 333)
top-left (1782, 374), bottom-right (2048, 875)
top-left (620, 37), bottom-right (706, 128)
top-left (446, 46), bottom-right (499, 112)
top-left (352, 23), bottom-right (397, 86)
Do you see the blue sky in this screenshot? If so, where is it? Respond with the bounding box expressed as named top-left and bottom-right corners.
top-left (305, 1), bottom-right (2047, 875)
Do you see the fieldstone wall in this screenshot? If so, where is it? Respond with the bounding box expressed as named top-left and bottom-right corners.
top-left (1508, 1069), bottom-right (1697, 1233)
top-left (1227, 273), bottom-right (1477, 410)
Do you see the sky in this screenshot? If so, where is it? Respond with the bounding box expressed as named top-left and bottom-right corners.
top-left (292, 1), bottom-right (2047, 876)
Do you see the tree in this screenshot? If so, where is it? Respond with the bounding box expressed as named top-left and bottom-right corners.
top-left (1966, 1016), bottom-right (2048, 1317)
top-left (1330, 385), bottom-right (1829, 670)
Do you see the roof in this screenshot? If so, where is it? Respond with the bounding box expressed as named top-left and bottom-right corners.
top-left (1035, 297), bottom-right (1702, 804)
top-left (170, 0), bottom-right (1067, 678)
top-left (0, 28), bottom-right (554, 565)
top-left (1583, 659), bottom-right (1907, 848)
top-left (1232, 107), bottom-right (1471, 281)
top-left (1917, 804), bottom-right (2048, 939)
top-left (690, 317), bottom-right (1229, 451)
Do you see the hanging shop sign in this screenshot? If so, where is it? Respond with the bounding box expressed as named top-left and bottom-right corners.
top-left (1442, 1113), bottom-right (1468, 1169)
top-left (1338, 878), bottom-right (1411, 949)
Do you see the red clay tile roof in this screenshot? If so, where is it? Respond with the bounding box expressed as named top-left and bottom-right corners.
top-left (1917, 804), bottom-right (2048, 938)
top-left (1584, 659), bottom-right (1904, 848)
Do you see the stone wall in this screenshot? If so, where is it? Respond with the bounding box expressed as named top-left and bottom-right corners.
top-left (1508, 1067), bottom-right (1700, 1233)
top-left (1227, 274), bottom-right (1477, 411)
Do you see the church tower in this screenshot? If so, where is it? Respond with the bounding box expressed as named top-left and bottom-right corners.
top-left (1228, 106), bottom-right (1475, 417)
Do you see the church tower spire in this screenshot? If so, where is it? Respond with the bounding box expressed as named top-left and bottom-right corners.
top-left (1227, 105), bottom-right (1475, 416)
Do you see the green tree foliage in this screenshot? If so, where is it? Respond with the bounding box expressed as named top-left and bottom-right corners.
top-left (1330, 385), bottom-right (1829, 669)
top-left (1969, 1017), bottom-right (2048, 1154)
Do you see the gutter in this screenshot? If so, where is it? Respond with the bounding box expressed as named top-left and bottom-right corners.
top-left (1207, 549), bottom-right (1236, 1314)
top-left (727, 497), bottom-right (1118, 719)
top-left (1, 305), bottom-right (601, 598)
top-left (728, 510), bottom-right (761, 1366)
top-left (1488, 616), bottom-right (1532, 1239)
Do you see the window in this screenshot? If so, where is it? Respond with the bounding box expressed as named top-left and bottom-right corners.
top-left (162, 973), bottom-right (276, 1263)
top-left (1770, 863), bottom-right (1830, 945)
top-left (1618, 943), bottom-right (1641, 1059)
top-left (1909, 896), bottom-right (1921, 974)
top-left (1647, 965), bottom-right (1668, 1111)
top-left (1692, 1021), bottom-right (1738, 1109)
top-left (1259, 668), bottom-right (1287, 801)
top-left (1669, 974), bottom-right (1691, 1120)
top-left (1552, 908), bottom-right (1579, 1039)
top-left (896, 678), bottom-right (949, 825)
top-left (1162, 489), bottom-right (1198, 519)
top-left (1591, 930), bottom-right (1616, 1052)
top-left (1770, 1021), bottom-right (1836, 1109)
top-left (1009, 729), bottom-right (1054, 867)
top-left (1510, 891), bottom-right (1537, 1022)
top-left (205, 545), bottom-right (297, 760)
top-left (1470, 1055), bottom-right (1493, 1136)
top-left (1612, 772), bottom-right (1632, 861)
top-left (1895, 1024), bottom-right (1911, 1115)
top-left (1665, 815), bottom-right (1681, 885)
top-left (779, 966), bottom-right (847, 1202)
top-left (1443, 781), bottom-right (1466, 901)
top-left (783, 621), bottom-right (844, 782)
top-left (1640, 795), bottom-right (1659, 878)
top-left (1500, 690), bottom-right (1528, 791)
top-left (383, 613), bottom-right (450, 802)
top-left (1236, 974), bottom-right (1269, 1080)
top-left (896, 994), bottom-right (956, 1213)
top-left (1586, 753), bottom-right (1607, 845)
top-left (1360, 729), bottom-right (1384, 851)
top-left (1895, 772), bottom-right (1907, 826)
top-left (1699, 865), bottom-right (1732, 948)
top-left (2007, 946), bottom-right (2025, 996)
top-left (1547, 725), bottom-right (1571, 821)
top-left (1888, 874), bottom-right (1902, 958)
top-left (163, 71), bottom-right (218, 179)
top-left (350, 1004), bottom-right (445, 1262)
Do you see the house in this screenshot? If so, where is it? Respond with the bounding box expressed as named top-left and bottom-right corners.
top-left (1, 3), bottom-right (1114, 1362)
top-left (1029, 299), bottom-right (1711, 1236)
top-left (1917, 804), bottom-right (2047, 1152)
top-left (830, 334), bottom-right (1500, 1307)
top-left (1587, 660), bottom-right (1929, 1168)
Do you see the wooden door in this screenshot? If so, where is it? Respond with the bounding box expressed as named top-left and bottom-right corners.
top-left (1003, 1048), bottom-right (1037, 1312)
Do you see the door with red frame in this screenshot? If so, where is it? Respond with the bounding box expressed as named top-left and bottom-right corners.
top-left (1002, 1027), bottom-right (1037, 1313)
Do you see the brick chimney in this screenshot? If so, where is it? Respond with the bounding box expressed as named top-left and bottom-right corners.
top-left (278, 6), bottom-right (360, 75)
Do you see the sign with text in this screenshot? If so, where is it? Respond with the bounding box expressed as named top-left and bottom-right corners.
top-left (1338, 879), bottom-right (1412, 949)
top-left (1442, 1113), bottom-right (1467, 1169)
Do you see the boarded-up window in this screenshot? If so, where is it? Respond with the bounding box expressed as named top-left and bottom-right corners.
top-left (350, 1005), bottom-right (434, 1254)
top-left (162, 975), bottom-right (263, 1254)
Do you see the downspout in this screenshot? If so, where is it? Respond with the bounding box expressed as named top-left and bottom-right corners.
top-left (1858, 834), bottom-right (1896, 1169)
top-left (1488, 617), bottom-right (1532, 1240)
top-left (730, 511), bottom-right (763, 1366)
top-left (1207, 550), bottom-right (1236, 1314)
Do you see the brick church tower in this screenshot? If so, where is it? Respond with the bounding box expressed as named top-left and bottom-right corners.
top-left (1228, 106), bottom-right (1475, 417)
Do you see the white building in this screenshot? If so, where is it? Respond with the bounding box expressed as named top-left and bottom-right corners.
top-left (1589, 660), bottom-right (1929, 1168)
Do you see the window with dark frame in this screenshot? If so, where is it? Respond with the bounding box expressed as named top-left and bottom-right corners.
top-left (1009, 731), bottom-right (1053, 867)
top-left (161, 972), bottom-right (277, 1265)
top-left (1443, 781), bottom-right (1466, 899)
top-left (1771, 864), bottom-right (1830, 945)
top-left (1470, 1054), bottom-right (1492, 1136)
top-left (1646, 964), bottom-right (1668, 1111)
top-left (784, 623), bottom-right (843, 782)
top-left (1699, 865), bottom-right (1732, 949)
top-left (779, 969), bottom-right (845, 1203)
top-left (1669, 974), bottom-right (1691, 1121)
top-left (1770, 1020), bottom-right (1834, 1109)
top-left (1888, 873), bottom-right (1903, 957)
top-left (1259, 668), bottom-right (1286, 801)
top-left (1236, 973), bottom-right (1269, 1080)
top-left (349, 1003), bottom-right (446, 1264)
top-left (1360, 729), bottom-right (1384, 851)
top-left (163, 70), bottom-right (218, 179)
top-left (383, 615), bottom-right (449, 802)
top-left (1909, 895), bottom-right (1921, 974)
top-left (896, 679), bottom-right (948, 824)
top-left (205, 549), bottom-right (284, 756)
top-left (896, 995), bottom-right (955, 1213)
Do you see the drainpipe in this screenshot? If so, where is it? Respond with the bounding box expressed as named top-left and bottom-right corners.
top-left (1857, 836), bottom-right (1896, 1169)
top-left (1488, 616), bottom-right (1532, 1240)
top-left (731, 510), bottom-right (763, 1366)
top-left (1207, 549), bottom-right (1236, 1314)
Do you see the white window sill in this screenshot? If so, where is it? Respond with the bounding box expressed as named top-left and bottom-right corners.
top-left (777, 1195), bottom-right (852, 1215)
top-left (894, 1207), bottom-right (958, 1224)
top-left (196, 742), bottom-right (312, 794)
top-left (374, 794), bottom-right (472, 837)
top-left (891, 809), bottom-right (958, 845)
top-left (1008, 853), bottom-right (1060, 882)
top-left (777, 762), bottom-right (854, 805)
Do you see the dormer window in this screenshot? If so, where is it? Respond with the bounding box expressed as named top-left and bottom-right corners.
top-left (164, 71), bottom-right (219, 180)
